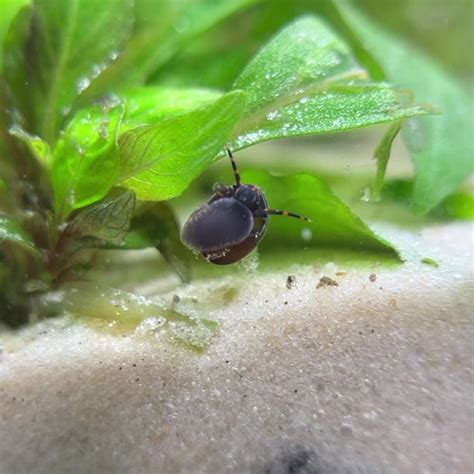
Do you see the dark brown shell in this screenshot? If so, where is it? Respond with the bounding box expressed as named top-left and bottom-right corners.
top-left (203, 215), bottom-right (268, 264)
top-left (181, 186), bottom-right (269, 265)
top-left (181, 198), bottom-right (253, 252)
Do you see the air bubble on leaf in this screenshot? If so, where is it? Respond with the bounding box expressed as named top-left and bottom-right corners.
top-left (266, 111), bottom-right (279, 121)
top-left (76, 77), bottom-right (91, 94)
top-left (91, 63), bottom-right (105, 77)
top-left (234, 129), bottom-right (270, 149)
top-left (109, 50), bottom-right (119, 61)
top-left (301, 227), bottom-right (313, 242)
top-left (61, 105), bottom-right (72, 116)
top-left (331, 117), bottom-right (343, 128)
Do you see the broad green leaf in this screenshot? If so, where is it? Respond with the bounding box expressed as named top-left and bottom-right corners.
top-left (52, 102), bottom-right (124, 219)
top-left (67, 188), bottom-right (135, 244)
top-left (78, 0), bottom-right (252, 104)
top-left (337, 1), bottom-right (474, 214)
top-left (120, 86), bottom-right (222, 127)
top-left (231, 16), bottom-right (432, 150)
top-left (232, 82), bottom-right (430, 150)
top-left (0, 214), bottom-right (38, 253)
top-left (24, 0), bottom-right (134, 143)
top-left (9, 125), bottom-right (51, 167)
top-left (51, 87), bottom-right (224, 219)
top-left (372, 120), bottom-right (403, 200)
top-left (122, 202), bottom-right (192, 282)
top-left (118, 91), bottom-right (247, 201)
top-left (233, 16), bottom-right (361, 116)
top-left (243, 169), bottom-right (399, 257)
top-left (0, 0), bottom-right (29, 71)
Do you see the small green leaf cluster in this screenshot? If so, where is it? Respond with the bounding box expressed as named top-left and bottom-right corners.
top-left (0, 0), bottom-right (470, 325)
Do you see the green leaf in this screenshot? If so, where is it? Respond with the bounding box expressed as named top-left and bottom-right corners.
top-left (231, 16), bottom-right (432, 150)
top-left (232, 82), bottom-right (430, 150)
top-left (372, 120), bottom-right (403, 200)
top-left (233, 16), bottom-right (361, 116)
top-left (336, 1), bottom-right (474, 213)
top-left (79, 0), bottom-right (252, 103)
top-left (52, 102), bottom-right (124, 219)
top-left (9, 124), bottom-right (52, 167)
top-left (76, 199), bottom-right (192, 282)
top-left (122, 202), bottom-right (192, 283)
top-left (0, 0), bottom-right (29, 71)
top-left (23, 0), bottom-right (134, 143)
top-left (118, 90), bottom-right (247, 200)
top-left (243, 169), bottom-right (399, 257)
top-left (0, 214), bottom-right (38, 253)
top-left (119, 86), bottom-right (222, 128)
top-left (67, 188), bottom-right (135, 244)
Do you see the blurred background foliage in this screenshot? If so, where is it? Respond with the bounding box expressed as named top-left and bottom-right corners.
top-left (156, 0), bottom-right (473, 89)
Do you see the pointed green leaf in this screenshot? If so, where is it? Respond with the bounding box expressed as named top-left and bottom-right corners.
top-left (233, 16), bottom-right (361, 116)
top-left (231, 16), bottom-right (433, 150)
top-left (372, 120), bottom-right (403, 200)
top-left (52, 102), bottom-right (124, 219)
top-left (118, 90), bottom-right (247, 200)
top-left (243, 169), bottom-right (399, 258)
